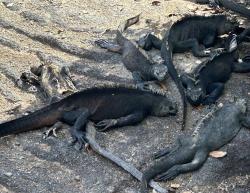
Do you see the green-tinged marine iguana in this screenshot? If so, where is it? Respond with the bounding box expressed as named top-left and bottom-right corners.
top-left (140, 98), bottom-right (250, 193)
top-left (138, 15), bottom-right (239, 129)
top-left (95, 15), bottom-right (168, 87)
top-left (181, 32), bottom-right (250, 106)
top-left (0, 84), bottom-right (177, 149)
top-left (193, 0), bottom-right (250, 19)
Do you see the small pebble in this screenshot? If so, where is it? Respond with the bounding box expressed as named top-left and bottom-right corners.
top-left (218, 103), bottom-right (223, 108)
top-left (171, 183), bottom-right (180, 189)
top-left (15, 142), bottom-right (20, 146)
top-left (74, 175), bottom-right (81, 181)
top-left (4, 172), bottom-right (13, 177)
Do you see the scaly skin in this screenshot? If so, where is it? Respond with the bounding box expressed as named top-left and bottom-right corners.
top-left (0, 84), bottom-right (177, 149)
top-left (95, 15), bottom-right (168, 84)
top-left (139, 15), bottom-right (238, 129)
top-left (181, 32), bottom-right (250, 106)
top-left (140, 99), bottom-right (249, 193)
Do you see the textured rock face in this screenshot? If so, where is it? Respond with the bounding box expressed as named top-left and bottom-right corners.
top-left (0, 0), bottom-right (250, 193)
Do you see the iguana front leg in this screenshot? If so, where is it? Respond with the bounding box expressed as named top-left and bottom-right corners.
top-left (202, 82), bottom-right (224, 105)
top-left (95, 111), bottom-right (146, 132)
top-left (68, 108), bottom-right (90, 150)
top-left (155, 150), bottom-right (208, 181)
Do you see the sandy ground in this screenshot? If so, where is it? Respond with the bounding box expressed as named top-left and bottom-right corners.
top-left (0, 0), bottom-right (250, 193)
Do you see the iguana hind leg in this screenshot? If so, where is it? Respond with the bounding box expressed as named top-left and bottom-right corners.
top-left (43, 121), bottom-right (64, 138)
top-left (95, 112), bottom-right (145, 132)
top-left (67, 108), bottom-right (90, 150)
top-left (155, 149), bottom-right (208, 181)
top-left (175, 39), bottom-right (210, 57)
top-left (154, 136), bottom-right (183, 159)
top-left (233, 59), bottom-right (250, 73)
top-left (153, 147), bottom-right (174, 160)
top-left (95, 39), bottom-right (122, 53)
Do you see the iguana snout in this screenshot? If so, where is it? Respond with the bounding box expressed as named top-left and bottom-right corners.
top-left (152, 99), bottom-right (178, 116)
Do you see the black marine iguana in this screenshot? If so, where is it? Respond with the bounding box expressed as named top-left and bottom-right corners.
top-left (95, 15), bottom-right (168, 86)
top-left (181, 33), bottom-right (250, 106)
top-left (140, 98), bottom-right (250, 193)
top-left (138, 15), bottom-right (238, 129)
top-left (193, 0), bottom-right (250, 19)
top-left (0, 84), bottom-right (177, 149)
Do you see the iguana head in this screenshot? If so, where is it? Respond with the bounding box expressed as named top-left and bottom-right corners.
top-left (218, 16), bottom-right (238, 35)
top-left (137, 33), bottom-right (152, 51)
top-left (181, 74), bottom-right (205, 106)
top-left (152, 64), bottom-right (168, 81)
top-left (152, 97), bottom-right (177, 116)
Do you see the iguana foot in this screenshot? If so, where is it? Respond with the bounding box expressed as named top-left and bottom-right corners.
top-left (95, 39), bottom-right (110, 49)
top-left (95, 119), bottom-right (118, 132)
top-left (43, 122), bottom-right (63, 139)
top-left (69, 128), bottom-right (88, 150)
top-left (209, 48), bottom-right (225, 59)
top-left (136, 82), bottom-right (153, 91)
top-left (155, 166), bottom-right (180, 181)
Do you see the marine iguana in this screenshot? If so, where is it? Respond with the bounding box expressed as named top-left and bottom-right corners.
top-left (140, 98), bottom-right (250, 193)
top-left (194, 0), bottom-right (250, 19)
top-left (95, 15), bottom-right (168, 86)
top-left (181, 33), bottom-right (250, 106)
top-left (0, 84), bottom-right (177, 149)
top-left (138, 15), bottom-right (238, 129)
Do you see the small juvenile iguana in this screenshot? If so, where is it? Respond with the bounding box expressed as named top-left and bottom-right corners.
top-left (95, 15), bottom-right (168, 86)
top-left (0, 84), bottom-right (177, 149)
top-left (193, 0), bottom-right (250, 19)
top-left (140, 98), bottom-right (250, 193)
top-left (138, 15), bottom-right (238, 129)
top-left (181, 32), bottom-right (250, 106)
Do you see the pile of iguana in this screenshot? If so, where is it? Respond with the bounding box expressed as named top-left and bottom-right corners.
top-left (138, 15), bottom-right (239, 129)
top-left (0, 84), bottom-right (177, 149)
top-left (181, 31), bottom-right (250, 106)
top-left (192, 0), bottom-right (250, 19)
top-left (140, 99), bottom-right (250, 193)
top-left (95, 15), bottom-right (168, 88)
top-left (1, 12), bottom-right (250, 193)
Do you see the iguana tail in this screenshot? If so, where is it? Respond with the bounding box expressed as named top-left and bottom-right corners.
top-left (0, 102), bottom-right (64, 137)
top-left (161, 33), bottom-right (187, 130)
top-left (219, 0), bottom-right (250, 19)
top-left (140, 156), bottom-right (177, 193)
top-left (116, 14), bottom-right (140, 45)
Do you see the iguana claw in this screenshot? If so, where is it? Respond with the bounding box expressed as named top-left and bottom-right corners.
top-left (69, 128), bottom-right (88, 150)
top-left (155, 166), bottom-right (180, 181)
top-left (95, 119), bottom-right (118, 132)
top-left (43, 122), bottom-right (63, 139)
